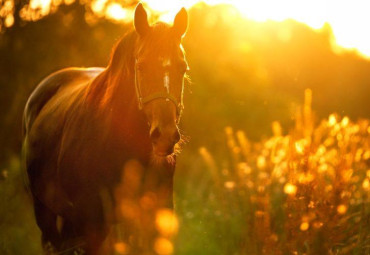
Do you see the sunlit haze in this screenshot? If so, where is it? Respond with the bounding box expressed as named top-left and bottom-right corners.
top-left (8, 0), bottom-right (370, 59)
top-left (140, 0), bottom-right (370, 59)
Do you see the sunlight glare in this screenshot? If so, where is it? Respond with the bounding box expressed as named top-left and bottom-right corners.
top-left (106, 3), bottom-right (130, 22)
top-left (140, 0), bottom-right (370, 59)
top-left (10, 0), bottom-right (370, 58)
top-left (91, 0), bottom-right (107, 14)
top-left (4, 14), bottom-right (14, 27)
top-left (29, 0), bottom-right (52, 15)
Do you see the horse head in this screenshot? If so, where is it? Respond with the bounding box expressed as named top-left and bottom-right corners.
top-left (133, 4), bottom-right (188, 159)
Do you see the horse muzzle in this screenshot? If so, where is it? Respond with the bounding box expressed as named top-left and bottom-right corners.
top-left (150, 124), bottom-right (180, 157)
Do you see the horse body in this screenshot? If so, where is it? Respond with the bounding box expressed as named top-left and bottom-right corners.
top-left (23, 4), bottom-right (188, 254)
top-left (24, 64), bottom-right (172, 254)
top-left (22, 67), bottom-right (142, 251)
top-left (24, 68), bottom-right (102, 207)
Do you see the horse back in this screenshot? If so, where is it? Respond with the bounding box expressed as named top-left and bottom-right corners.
top-left (23, 67), bottom-right (104, 136)
top-left (22, 67), bottom-right (104, 213)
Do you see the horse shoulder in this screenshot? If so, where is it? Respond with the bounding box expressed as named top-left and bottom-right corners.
top-left (22, 67), bottom-right (105, 212)
top-left (23, 67), bottom-right (104, 135)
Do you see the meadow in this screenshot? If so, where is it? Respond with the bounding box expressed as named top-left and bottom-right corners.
top-left (0, 2), bottom-right (370, 255)
top-left (1, 90), bottom-right (369, 254)
top-left (175, 90), bottom-right (370, 255)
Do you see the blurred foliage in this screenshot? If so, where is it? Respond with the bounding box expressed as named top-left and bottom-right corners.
top-left (0, 156), bottom-right (41, 255)
top-left (1, 4), bottom-right (370, 160)
top-left (175, 91), bottom-right (370, 255)
top-left (0, 2), bottom-right (370, 254)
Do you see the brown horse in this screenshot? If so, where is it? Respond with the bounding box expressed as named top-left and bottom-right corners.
top-left (22, 4), bottom-right (188, 254)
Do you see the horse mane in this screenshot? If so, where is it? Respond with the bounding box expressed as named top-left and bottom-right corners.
top-left (85, 23), bottom-right (182, 109)
top-left (85, 29), bottom-right (137, 107)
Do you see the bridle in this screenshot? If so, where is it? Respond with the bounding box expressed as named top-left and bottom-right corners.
top-left (134, 59), bottom-right (184, 118)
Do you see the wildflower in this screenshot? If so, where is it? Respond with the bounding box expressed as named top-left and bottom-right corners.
top-left (355, 149), bottom-right (363, 162)
top-left (337, 204), bottom-right (347, 215)
top-left (258, 172), bottom-right (269, 180)
top-left (238, 162), bottom-right (252, 175)
top-left (154, 237), bottom-right (173, 255)
top-left (284, 183), bottom-right (297, 195)
top-left (300, 222), bottom-right (309, 231)
top-left (255, 210), bottom-right (265, 218)
top-left (114, 242), bottom-right (129, 254)
top-left (318, 163), bottom-right (328, 173)
top-left (270, 234), bottom-right (278, 242)
top-left (308, 201), bottom-right (315, 208)
top-left (341, 116), bottom-right (349, 127)
top-left (224, 181), bottom-right (235, 189)
top-left (272, 121), bottom-right (282, 137)
top-left (363, 150), bottom-right (370, 160)
top-left (257, 156), bottom-right (266, 169)
top-left (140, 192), bottom-right (157, 210)
top-left (222, 169), bottom-right (229, 176)
top-left (316, 145), bottom-right (326, 155)
top-left (155, 209), bottom-right (179, 237)
top-left (325, 185), bottom-right (333, 192)
top-left (328, 114), bottom-right (336, 126)
top-left (362, 178), bottom-right (369, 190)
top-left (313, 221), bottom-right (323, 229)
top-left (295, 139), bottom-right (308, 155)
top-left (257, 185), bottom-right (265, 193)
top-left (341, 169), bottom-right (353, 182)
top-left (298, 173), bottom-right (314, 184)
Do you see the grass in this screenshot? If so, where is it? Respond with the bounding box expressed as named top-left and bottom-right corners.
top-left (175, 89), bottom-right (370, 255)
top-left (0, 156), bottom-right (42, 255)
top-left (1, 90), bottom-right (369, 254)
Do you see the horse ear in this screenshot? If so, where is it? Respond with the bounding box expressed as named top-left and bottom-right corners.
top-left (173, 8), bottom-right (188, 38)
top-left (134, 3), bottom-right (150, 36)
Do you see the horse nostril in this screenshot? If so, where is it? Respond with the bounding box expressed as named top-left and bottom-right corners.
top-left (167, 147), bottom-right (174, 155)
top-left (150, 127), bottom-right (161, 141)
top-left (173, 131), bottom-right (180, 144)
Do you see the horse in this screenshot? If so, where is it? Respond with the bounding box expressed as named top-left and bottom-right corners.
top-left (22, 3), bottom-right (188, 254)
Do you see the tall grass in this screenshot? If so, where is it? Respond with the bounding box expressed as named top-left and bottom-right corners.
top-left (0, 156), bottom-right (42, 255)
top-left (0, 89), bottom-right (369, 254)
top-left (176, 89), bottom-right (369, 255)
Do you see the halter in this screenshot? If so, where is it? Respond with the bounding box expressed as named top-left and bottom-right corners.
top-left (134, 59), bottom-right (184, 117)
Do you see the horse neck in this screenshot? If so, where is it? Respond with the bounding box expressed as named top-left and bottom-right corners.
top-left (107, 63), bottom-right (148, 127)
top-left (85, 53), bottom-right (139, 115)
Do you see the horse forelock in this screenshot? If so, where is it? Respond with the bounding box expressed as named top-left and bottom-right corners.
top-left (137, 23), bottom-right (183, 60)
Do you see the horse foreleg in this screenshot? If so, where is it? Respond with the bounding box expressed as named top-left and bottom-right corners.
top-left (33, 198), bottom-right (62, 252)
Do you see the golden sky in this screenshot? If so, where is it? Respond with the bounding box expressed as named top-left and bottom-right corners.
top-left (140, 0), bottom-right (370, 59)
top-left (10, 0), bottom-right (370, 59)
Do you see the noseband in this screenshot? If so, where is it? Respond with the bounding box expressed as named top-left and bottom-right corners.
top-left (134, 59), bottom-right (184, 117)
